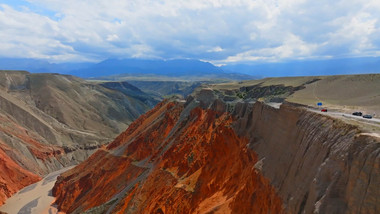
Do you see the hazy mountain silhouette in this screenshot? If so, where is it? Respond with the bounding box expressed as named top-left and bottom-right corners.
top-left (0, 58), bottom-right (252, 80)
top-left (222, 57), bottom-right (380, 77)
top-left (1, 57), bottom-right (379, 79)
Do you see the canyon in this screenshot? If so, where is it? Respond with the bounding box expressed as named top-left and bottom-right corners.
top-left (51, 75), bottom-right (380, 213)
top-left (0, 70), bottom-right (157, 205)
top-left (1, 73), bottom-right (379, 213)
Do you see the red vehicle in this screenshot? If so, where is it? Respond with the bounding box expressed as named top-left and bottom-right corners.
top-left (321, 109), bottom-right (328, 112)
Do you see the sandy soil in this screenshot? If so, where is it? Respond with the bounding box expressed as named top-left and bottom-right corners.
top-left (0, 166), bottom-right (74, 214)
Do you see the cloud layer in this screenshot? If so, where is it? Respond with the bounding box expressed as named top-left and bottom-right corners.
top-left (0, 0), bottom-right (379, 63)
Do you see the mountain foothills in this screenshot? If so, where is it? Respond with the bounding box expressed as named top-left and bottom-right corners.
top-left (52, 74), bottom-right (380, 213)
top-left (0, 70), bottom-right (158, 205)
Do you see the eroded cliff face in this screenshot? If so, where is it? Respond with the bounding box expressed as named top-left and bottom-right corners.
top-left (232, 102), bottom-right (379, 214)
top-left (52, 89), bottom-right (379, 214)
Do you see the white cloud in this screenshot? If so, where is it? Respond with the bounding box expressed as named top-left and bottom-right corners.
top-left (106, 34), bottom-right (119, 42)
top-left (326, 12), bottom-right (378, 56)
top-left (0, 4), bottom-right (89, 61)
top-left (207, 46), bottom-right (224, 52)
top-left (0, 0), bottom-right (379, 63)
top-left (220, 34), bottom-right (319, 63)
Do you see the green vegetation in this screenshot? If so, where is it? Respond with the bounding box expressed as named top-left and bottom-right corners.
top-left (236, 91), bottom-right (246, 99)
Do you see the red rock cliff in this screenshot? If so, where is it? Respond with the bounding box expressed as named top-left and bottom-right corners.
top-left (53, 100), bottom-right (284, 213)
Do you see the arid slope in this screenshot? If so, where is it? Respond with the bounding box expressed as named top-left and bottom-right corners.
top-left (0, 70), bottom-right (155, 205)
top-left (287, 74), bottom-right (380, 116)
top-left (211, 74), bottom-right (380, 116)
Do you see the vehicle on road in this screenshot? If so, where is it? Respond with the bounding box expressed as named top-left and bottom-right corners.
top-left (363, 115), bottom-right (373, 119)
top-left (352, 112), bottom-right (363, 116)
top-left (321, 109), bottom-right (328, 112)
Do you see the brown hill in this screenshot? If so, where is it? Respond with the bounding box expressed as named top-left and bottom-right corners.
top-left (0, 70), bottom-right (155, 204)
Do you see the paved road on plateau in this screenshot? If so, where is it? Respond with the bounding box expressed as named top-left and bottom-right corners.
top-left (310, 109), bottom-right (380, 127)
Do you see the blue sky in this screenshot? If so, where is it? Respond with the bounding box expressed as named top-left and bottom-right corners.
top-left (0, 0), bottom-right (379, 64)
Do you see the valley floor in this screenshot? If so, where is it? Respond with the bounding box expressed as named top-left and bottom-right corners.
top-left (0, 166), bottom-right (73, 214)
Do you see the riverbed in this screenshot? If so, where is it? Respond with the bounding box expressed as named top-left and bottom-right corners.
top-left (0, 166), bottom-right (74, 214)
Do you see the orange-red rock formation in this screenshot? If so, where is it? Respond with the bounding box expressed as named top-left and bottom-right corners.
top-left (53, 100), bottom-right (284, 213)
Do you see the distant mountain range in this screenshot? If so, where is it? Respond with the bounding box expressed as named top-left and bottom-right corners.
top-left (0, 57), bottom-right (380, 79)
top-left (75, 58), bottom-right (223, 77)
top-left (222, 57), bottom-right (380, 77)
top-left (0, 58), bottom-right (92, 74)
top-left (0, 58), bottom-right (253, 81)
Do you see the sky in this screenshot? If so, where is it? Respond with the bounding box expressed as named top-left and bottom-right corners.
top-left (0, 0), bottom-right (380, 64)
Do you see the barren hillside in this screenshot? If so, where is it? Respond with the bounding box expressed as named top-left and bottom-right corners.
top-left (0, 70), bottom-right (156, 205)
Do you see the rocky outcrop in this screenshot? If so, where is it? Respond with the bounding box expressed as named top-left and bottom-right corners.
top-left (52, 87), bottom-right (379, 213)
